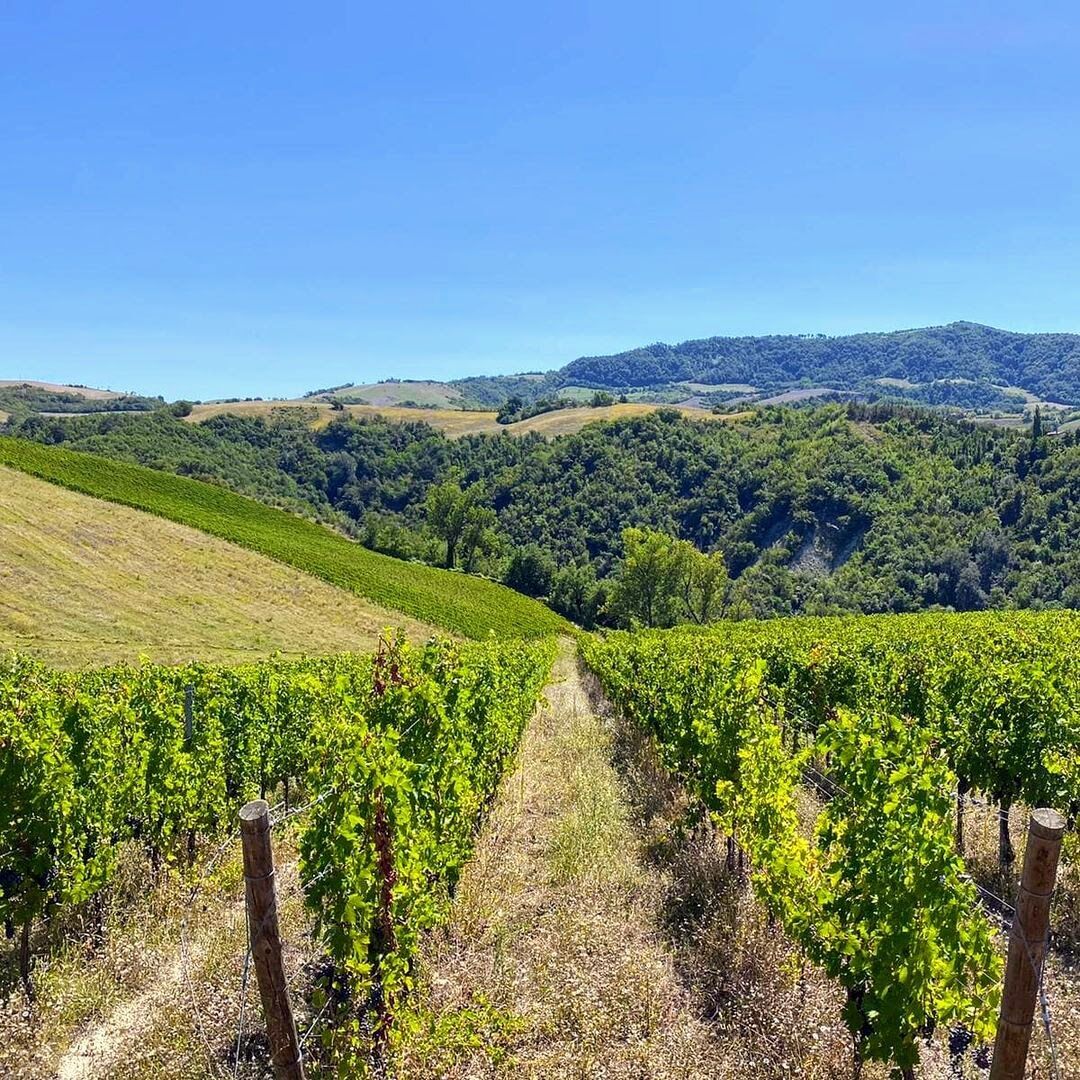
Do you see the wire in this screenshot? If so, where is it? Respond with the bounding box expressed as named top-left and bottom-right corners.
top-left (1019, 926), bottom-right (1061, 1080)
top-left (269, 786), bottom-right (336, 828)
top-left (234, 908), bottom-right (254, 1075)
top-left (299, 993), bottom-right (334, 1052)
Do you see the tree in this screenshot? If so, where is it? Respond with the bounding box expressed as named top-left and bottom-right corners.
top-left (497, 396), bottom-right (524, 424)
top-left (426, 481), bottom-right (497, 571)
top-left (955, 562), bottom-right (988, 611)
top-left (426, 481), bottom-right (472, 568)
top-left (1032, 405), bottom-right (1043, 442)
top-left (608, 528), bottom-right (685, 627)
top-left (590, 390), bottom-right (615, 408)
top-left (504, 544), bottom-right (555, 597)
top-left (459, 504), bottom-right (498, 572)
top-left (549, 563), bottom-right (604, 629)
top-left (674, 539), bottom-right (728, 624)
top-left (609, 529), bottom-right (727, 628)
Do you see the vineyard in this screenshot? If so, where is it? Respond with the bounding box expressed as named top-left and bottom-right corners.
top-left (1, 634), bottom-right (555, 1072)
top-left (0, 437), bottom-right (570, 640)
top-left (582, 610), bottom-right (1080, 1078)
top-left (4, 608), bottom-right (1080, 1076)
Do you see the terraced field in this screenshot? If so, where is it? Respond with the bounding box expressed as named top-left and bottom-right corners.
top-left (0, 437), bottom-right (570, 639)
top-left (0, 467), bottom-right (435, 667)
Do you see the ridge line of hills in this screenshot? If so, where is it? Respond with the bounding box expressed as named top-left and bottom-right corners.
top-left (5, 322), bottom-right (1080, 426)
top-left (446, 321), bottom-right (1080, 413)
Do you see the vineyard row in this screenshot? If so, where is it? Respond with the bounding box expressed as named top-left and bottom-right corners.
top-left (0, 634), bottom-right (555, 1015)
top-left (581, 609), bottom-right (1080, 1076)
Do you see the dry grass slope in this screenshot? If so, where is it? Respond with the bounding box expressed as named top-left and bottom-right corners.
top-left (506, 402), bottom-right (751, 436)
top-left (0, 438), bottom-right (568, 639)
top-left (0, 381), bottom-right (126, 401)
top-left (185, 399), bottom-right (503, 435)
top-left (0, 466), bottom-right (435, 667)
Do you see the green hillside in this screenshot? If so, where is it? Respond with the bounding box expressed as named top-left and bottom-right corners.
top-left (0, 437), bottom-right (570, 640)
top-left (452, 321), bottom-right (1080, 412)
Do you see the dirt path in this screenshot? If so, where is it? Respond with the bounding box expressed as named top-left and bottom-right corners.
top-left (43, 850), bottom-right (311, 1080)
top-left (398, 642), bottom-right (751, 1078)
top-left (54, 949), bottom-right (197, 1080)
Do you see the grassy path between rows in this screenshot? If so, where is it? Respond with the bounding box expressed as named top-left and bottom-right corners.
top-left (396, 642), bottom-right (856, 1078)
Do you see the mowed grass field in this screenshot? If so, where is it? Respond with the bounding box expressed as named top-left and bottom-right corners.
top-left (0, 438), bottom-right (570, 640)
top-left (186, 399), bottom-right (749, 437)
top-left (0, 467), bottom-right (437, 668)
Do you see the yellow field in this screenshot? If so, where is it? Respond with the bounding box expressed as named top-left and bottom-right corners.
top-left (0, 466), bottom-right (436, 667)
top-left (187, 399), bottom-right (751, 438)
top-left (186, 399), bottom-right (501, 434)
top-left (506, 401), bottom-right (749, 435)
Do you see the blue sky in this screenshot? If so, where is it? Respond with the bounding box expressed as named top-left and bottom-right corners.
top-left (2, 2), bottom-right (1080, 400)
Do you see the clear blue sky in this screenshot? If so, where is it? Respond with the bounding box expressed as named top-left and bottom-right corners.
top-left (3, 2), bottom-right (1080, 400)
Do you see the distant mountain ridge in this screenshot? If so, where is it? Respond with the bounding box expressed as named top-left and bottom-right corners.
top-left (450, 322), bottom-right (1080, 408)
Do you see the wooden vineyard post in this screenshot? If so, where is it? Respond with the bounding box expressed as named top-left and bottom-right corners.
top-left (239, 800), bottom-right (305, 1080)
top-left (989, 807), bottom-right (1066, 1080)
top-left (185, 685), bottom-right (196, 864)
top-left (183, 684), bottom-right (194, 745)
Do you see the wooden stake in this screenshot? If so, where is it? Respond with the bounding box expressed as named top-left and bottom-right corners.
top-left (239, 800), bottom-right (305, 1080)
top-left (183, 684), bottom-right (194, 746)
top-left (185, 685), bottom-right (197, 864)
top-left (955, 778), bottom-right (970, 855)
top-left (998, 801), bottom-right (1016, 867)
top-left (989, 807), bottom-right (1066, 1080)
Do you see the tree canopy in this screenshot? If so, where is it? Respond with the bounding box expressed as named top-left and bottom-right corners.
top-left (10, 400), bottom-right (1080, 625)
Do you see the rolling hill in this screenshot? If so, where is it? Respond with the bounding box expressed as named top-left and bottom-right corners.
top-left (0, 437), bottom-right (570, 640)
top-left (304, 378), bottom-right (468, 408)
top-left (12, 399), bottom-right (1080, 624)
top-left (445, 322), bottom-right (1080, 413)
top-left (0, 380), bottom-right (163, 418)
top-left (0, 466), bottom-right (436, 667)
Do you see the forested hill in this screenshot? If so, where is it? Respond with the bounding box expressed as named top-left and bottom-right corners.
top-left (9, 403), bottom-right (1080, 624)
top-left (455, 322), bottom-right (1080, 406)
